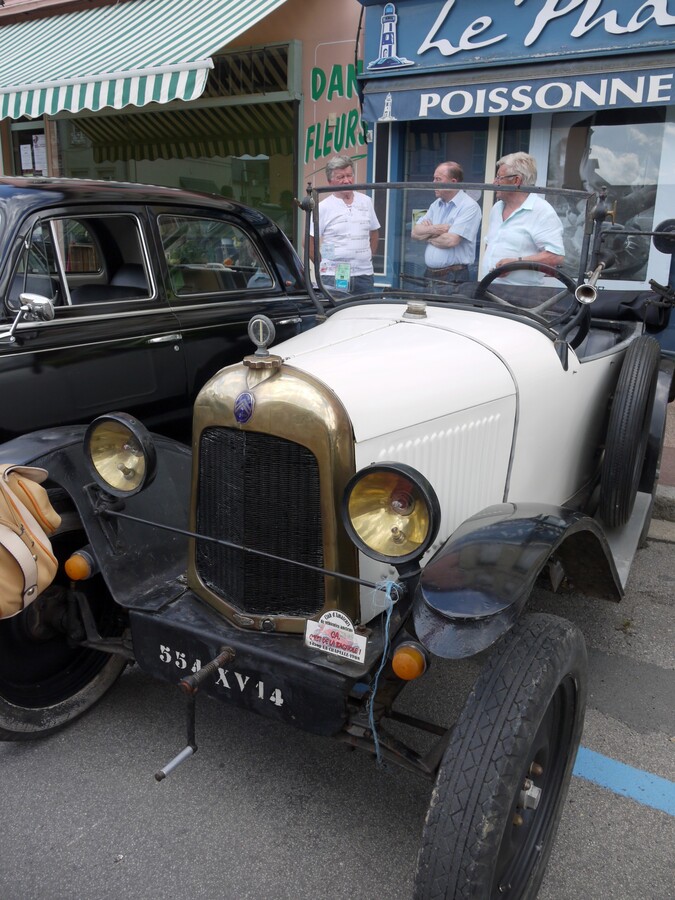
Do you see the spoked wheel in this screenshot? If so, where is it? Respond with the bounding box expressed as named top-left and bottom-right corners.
top-left (414, 613), bottom-right (587, 900)
top-left (0, 529), bottom-right (128, 741)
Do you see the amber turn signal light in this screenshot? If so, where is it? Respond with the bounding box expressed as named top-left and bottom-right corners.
top-left (64, 547), bottom-right (97, 581)
top-left (392, 642), bottom-right (428, 681)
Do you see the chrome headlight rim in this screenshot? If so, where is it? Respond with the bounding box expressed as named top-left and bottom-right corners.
top-left (84, 411), bottom-right (157, 498)
top-left (341, 462), bottom-right (440, 566)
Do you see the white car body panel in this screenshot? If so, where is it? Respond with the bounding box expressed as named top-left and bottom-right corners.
top-left (277, 305), bottom-right (516, 442)
top-left (273, 302), bottom-right (630, 623)
top-left (355, 395), bottom-right (517, 622)
top-left (276, 304), bottom-right (625, 504)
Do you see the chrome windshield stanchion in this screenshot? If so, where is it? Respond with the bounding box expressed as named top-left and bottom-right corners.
top-left (300, 186), bottom-right (327, 319)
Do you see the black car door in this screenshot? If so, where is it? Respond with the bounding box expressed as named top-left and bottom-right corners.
top-left (149, 204), bottom-right (318, 402)
top-left (0, 206), bottom-right (189, 442)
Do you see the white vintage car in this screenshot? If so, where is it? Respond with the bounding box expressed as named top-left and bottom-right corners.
top-left (1, 180), bottom-right (674, 899)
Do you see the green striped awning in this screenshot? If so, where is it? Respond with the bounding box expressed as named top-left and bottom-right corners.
top-left (0, 0), bottom-right (288, 121)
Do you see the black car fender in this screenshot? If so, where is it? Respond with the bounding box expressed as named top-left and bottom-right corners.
top-left (0, 425), bottom-right (191, 610)
top-left (412, 502), bottom-right (622, 659)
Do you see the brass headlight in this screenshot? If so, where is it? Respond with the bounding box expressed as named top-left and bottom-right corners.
top-left (342, 463), bottom-right (440, 566)
top-left (84, 412), bottom-right (156, 497)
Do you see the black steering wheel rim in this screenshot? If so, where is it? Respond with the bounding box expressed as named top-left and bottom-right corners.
top-left (477, 262), bottom-right (578, 323)
top-left (477, 262), bottom-right (591, 349)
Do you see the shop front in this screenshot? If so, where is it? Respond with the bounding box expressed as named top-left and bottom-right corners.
top-left (0, 0), bottom-right (368, 245)
top-left (357, 0), bottom-right (675, 293)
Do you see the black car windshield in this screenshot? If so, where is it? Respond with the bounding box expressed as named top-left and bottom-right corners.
top-left (305, 180), bottom-right (600, 318)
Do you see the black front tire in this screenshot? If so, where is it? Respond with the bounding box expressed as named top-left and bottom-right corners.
top-left (414, 613), bottom-right (587, 900)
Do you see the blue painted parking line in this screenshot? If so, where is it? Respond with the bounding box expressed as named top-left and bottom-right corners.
top-left (573, 747), bottom-right (675, 816)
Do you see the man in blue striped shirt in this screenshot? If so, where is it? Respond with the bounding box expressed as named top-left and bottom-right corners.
top-left (412, 161), bottom-right (481, 293)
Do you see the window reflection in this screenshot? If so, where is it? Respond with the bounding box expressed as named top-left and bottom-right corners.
top-left (159, 215), bottom-right (273, 296)
top-left (547, 109), bottom-right (665, 282)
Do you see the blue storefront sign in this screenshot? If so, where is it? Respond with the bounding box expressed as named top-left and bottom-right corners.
top-left (359, 1), bottom-right (675, 75)
top-left (364, 66), bottom-right (675, 120)
top-left (359, 1), bottom-right (675, 121)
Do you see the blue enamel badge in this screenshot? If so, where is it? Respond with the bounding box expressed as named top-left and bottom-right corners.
top-left (234, 391), bottom-right (255, 424)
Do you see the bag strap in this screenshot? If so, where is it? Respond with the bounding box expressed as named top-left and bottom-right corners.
top-left (0, 469), bottom-right (49, 547)
top-left (0, 470), bottom-right (57, 581)
top-left (1, 465), bottom-right (48, 485)
top-left (0, 525), bottom-right (39, 605)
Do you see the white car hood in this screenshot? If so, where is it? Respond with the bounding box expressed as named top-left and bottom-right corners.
top-left (274, 305), bottom-right (517, 442)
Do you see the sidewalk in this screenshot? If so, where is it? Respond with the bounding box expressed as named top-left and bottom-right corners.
top-left (659, 400), bottom-right (675, 488)
top-left (652, 400), bottom-right (675, 530)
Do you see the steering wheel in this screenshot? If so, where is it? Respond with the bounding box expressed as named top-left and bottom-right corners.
top-left (476, 261), bottom-right (578, 325)
top-left (476, 261), bottom-right (591, 350)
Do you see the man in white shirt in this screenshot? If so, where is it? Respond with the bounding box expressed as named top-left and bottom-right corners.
top-left (482, 152), bottom-right (565, 287)
top-left (412, 161), bottom-right (481, 293)
top-left (309, 155), bottom-right (380, 295)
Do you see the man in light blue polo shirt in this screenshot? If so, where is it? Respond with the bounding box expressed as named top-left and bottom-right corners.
top-left (482, 152), bottom-right (565, 287)
top-left (412, 161), bottom-right (481, 293)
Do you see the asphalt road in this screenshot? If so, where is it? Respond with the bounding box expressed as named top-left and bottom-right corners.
top-left (1, 535), bottom-right (674, 900)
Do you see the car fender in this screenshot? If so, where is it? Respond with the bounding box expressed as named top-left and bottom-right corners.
top-left (0, 426), bottom-right (191, 610)
top-left (412, 502), bottom-right (622, 659)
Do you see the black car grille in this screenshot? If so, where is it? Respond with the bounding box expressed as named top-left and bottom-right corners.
top-left (195, 427), bottom-right (325, 618)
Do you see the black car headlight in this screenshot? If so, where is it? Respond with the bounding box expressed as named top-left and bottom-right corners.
top-left (342, 463), bottom-right (440, 566)
top-left (84, 412), bottom-right (157, 497)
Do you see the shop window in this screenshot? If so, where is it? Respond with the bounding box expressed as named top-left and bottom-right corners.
top-left (159, 215), bottom-right (274, 295)
top-left (11, 124), bottom-right (47, 176)
top-left (55, 97), bottom-right (297, 244)
top-left (500, 116), bottom-right (532, 158)
top-left (52, 46), bottom-right (297, 244)
top-left (547, 108), bottom-right (666, 283)
top-left (402, 118), bottom-right (490, 281)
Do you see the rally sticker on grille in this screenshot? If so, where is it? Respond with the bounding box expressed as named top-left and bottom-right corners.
top-left (304, 610), bottom-right (367, 664)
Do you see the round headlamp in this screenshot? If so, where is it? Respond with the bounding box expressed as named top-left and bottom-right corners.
top-left (84, 412), bottom-right (157, 497)
top-left (342, 463), bottom-right (440, 566)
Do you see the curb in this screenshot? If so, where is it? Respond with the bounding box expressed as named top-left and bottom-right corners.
top-left (647, 518), bottom-right (675, 543)
top-left (654, 485), bottom-right (675, 523)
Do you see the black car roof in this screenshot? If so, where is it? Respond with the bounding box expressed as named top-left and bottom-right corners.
top-left (0, 176), bottom-right (265, 221)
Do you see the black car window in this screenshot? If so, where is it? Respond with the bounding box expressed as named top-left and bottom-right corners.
top-left (158, 215), bottom-right (274, 296)
top-left (51, 215), bottom-right (152, 308)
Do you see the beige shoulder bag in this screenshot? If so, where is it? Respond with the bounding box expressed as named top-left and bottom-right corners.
top-left (0, 464), bottom-right (62, 619)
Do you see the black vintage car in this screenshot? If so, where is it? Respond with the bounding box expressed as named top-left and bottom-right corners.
top-left (0, 177), bottom-right (316, 442)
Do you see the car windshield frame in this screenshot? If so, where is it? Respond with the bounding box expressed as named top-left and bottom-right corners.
top-left (303, 180), bottom-right (597, 326)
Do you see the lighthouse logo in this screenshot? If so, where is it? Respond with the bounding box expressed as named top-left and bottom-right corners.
top-left (367, 3), bottom-right (414, 71)
top-left (379, 93), bottom-right (397, 122)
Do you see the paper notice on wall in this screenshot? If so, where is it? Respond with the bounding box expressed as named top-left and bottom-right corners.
top-left (32, 134), bottom-right (47, 174)
top-left (20, 144), bottom-right (33, 172)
